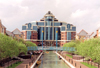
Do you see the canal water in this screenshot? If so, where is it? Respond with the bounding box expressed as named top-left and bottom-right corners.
top-left (35, 51), bottom-right (70, 68)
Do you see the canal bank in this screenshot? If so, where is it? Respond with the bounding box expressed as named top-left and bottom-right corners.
top-left (35, 51), bottom-right (71, 68)
top-left (55, 52), bottom-right (75, 68)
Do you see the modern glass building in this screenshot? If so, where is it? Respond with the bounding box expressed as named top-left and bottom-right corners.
top-left (22, 11), bottom-right (76, 46)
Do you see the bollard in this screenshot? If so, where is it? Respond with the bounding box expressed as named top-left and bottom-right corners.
top-left (32, 60), bottom-right (33, 63)
top-left (26, 65), bottom-right (28, 68)
top-left (75, 63), bottom-right (76, 67)
top-left (72, 60), bottom-right (73, 64)
top-left (80, 66), bottom-right (81, 68)
top-left (69, 59), bottom-right (70, 62)
top-left (29, 62), bottom-right (31, 66)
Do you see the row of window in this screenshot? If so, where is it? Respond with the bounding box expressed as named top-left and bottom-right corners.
top-left (26, 31), bottom-right (74, 40)
top-left (24, 22), bottom-right (74, 26)
top-left (22, 25), bottom-right (76, 31)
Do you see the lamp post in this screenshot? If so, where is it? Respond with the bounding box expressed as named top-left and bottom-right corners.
top-left (42, 31), bottom-right (44, 50)
top-left (56, 31), bottom-right (58, 52)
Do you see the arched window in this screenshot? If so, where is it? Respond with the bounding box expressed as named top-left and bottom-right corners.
top-left (67, 24), bottom-right (70, 29)
top-left (28, 23), bottom-right (32, 30)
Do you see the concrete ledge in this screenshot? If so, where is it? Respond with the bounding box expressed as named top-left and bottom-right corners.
top-left (55, 52), bottom-right (75, 68)
top-left (30, 52), bottom-right (43, 68)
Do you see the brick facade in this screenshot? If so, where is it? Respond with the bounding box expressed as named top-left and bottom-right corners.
top-left (22, 31), bottom-right (27, 39)
top-left (60, 32), bottom-right (67, 46)
top-left (0, 20), bottom-right (6, 34)
top-left (71, 32), bottom-right (76, 40)
top-left (31, 31), bottom-right (38, 40)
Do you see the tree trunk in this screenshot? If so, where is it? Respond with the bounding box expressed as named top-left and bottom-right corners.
top-left (91, 61), bottom-right (92, 66)
top-left (83, 56), bottom-right (84, 62)
top-left (8, 61), bottom-right (9, 68)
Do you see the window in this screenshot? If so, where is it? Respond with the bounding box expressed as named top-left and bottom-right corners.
top-left (37, 22), bottom-right (44, 26)
top-left (54, 22), bottom-right (60, 26)
top-left (72, 27), bottom-right (76, 31)
top-left (47, 16), bottom-right (52, 19)
top-left (27, 23), bottom-right (32, 30)
top-left (22, 26), bottom-right (26, 30)
top-left (54, 27), bottom-right (58, 40)
top-left (46, 21), bottom-right (51, 26)
top-left (67, 32), bottom-right (71, 40)
top-left (39, 27), bottom-right (44, 40)
top-left (19, 35), bottom-right (21, 37)
top-left (67, 24), bottom-right (70, 29)
top-left (61, 27), bottom-right (65, 31)
top-left (27, 31), bottom-right (31, 39)
top-left (2, 28), bottom-right (4, 33)
top-left (47, 19), bottom-right (52, 21)
top-left (33, 26), bottom-right (37, 31)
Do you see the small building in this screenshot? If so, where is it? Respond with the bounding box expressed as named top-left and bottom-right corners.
top-left (0, 20), bottom-right (6, 34)
top-left (12, 28), bottom-right (24, 40)
top-left (76, 29), bottom-right (94, 41)
top-left (96, 28), bottom-right (100, 38)
top-left (6, 30), bottom-right (14, 38)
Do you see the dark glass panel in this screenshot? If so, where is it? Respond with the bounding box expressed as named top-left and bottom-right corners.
top-left (22, 26), bottom-right (26, 30)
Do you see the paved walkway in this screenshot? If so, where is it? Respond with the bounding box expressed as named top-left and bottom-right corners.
top-left (0, 55), bottom-right (39, 68)
top-left (16, 55), bottom-right (39, 68)
top-left (1, 60), bottom-right (20, 68)
top-left (58, 52), bottom-right (89, 68)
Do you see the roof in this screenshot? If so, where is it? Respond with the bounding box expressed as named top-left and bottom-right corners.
top-left (45, 11), bottom-right (54, 16)
top-left (6, 30), bottom-right (14, 37)
top-left (78, 29), bottom-right (88, 36)
top-left (12, 28), bottom-right (22, 35)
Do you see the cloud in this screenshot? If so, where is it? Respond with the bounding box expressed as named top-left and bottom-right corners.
top-left (0, 0), bottom-right (100, 33)
top-left (71, 9), bottom-right (89, 18)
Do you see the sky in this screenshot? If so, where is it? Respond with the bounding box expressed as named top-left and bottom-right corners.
top-left (0, 0), bottom-right (100, 34)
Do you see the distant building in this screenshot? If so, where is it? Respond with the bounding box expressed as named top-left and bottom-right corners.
top-left (0, 20), bottom-right (6, 34)
top-left (12, 28), bottom-right (24, 40)
top-left (76, 29), bottom-right (94, 41)
top-left (22, 11), bottom-right (76, 46)
top-left (6, 30), bottom-right (14, 38)
top-left (96, 28), bottom-right (100, 38)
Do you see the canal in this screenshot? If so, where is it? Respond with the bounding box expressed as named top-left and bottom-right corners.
top-left (35, 51), bottom-right (70, 68)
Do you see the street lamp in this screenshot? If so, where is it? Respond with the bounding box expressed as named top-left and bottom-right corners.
top-left (42, 30), bottom-right (44, 50)
top-left (56, 31), bottom-right (58, 52)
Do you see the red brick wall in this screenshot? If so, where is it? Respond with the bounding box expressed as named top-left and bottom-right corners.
top-left (31, 31), bottom-right (38, 39)
top-left (22, 31), bottom-right (27, 39)
top-left (71, 32), bottom-right (76, 40)
top-left (97, 30), bottom-right (99, 38)
top-left (4, 28), bottom-right (6, 34)
top-left (61, 32), bottom-right (67, 46)
top-left (61, 32), bottom-right (67, 40)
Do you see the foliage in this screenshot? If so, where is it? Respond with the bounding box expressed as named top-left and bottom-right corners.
top-left (6, 61), bottom-right (22, 68)
top-left (25, 41), bottom-right (37, 47)
top-left (63, 38), bottom-right (100, 63)
top-left (63, 40), bottom-right (80, 53)
top-left (66, 54), bottom-right (72, 58)
top-left (76, 38), bottom-right (100, 63)
top-left (81, 62), bottom-right (97, 68)
top-left (0, 34), bottom-right (27, 60)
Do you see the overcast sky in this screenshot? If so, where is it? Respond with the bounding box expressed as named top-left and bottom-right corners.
top-left (0, 0), bottom-right (100, 34)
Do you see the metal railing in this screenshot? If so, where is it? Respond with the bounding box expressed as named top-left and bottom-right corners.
top-left (27, 46), bottom-right (75, 51)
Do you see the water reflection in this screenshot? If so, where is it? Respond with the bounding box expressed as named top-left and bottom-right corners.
top-left (35, 51), bottom-right (70, 68)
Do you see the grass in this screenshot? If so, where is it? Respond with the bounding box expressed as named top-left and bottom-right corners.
top-left (81, 62), bottom-right (98, 68)
top-left (6, 61), bottom-right (22, 68)
top-left (66, 54), bottom-right (72, 58)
